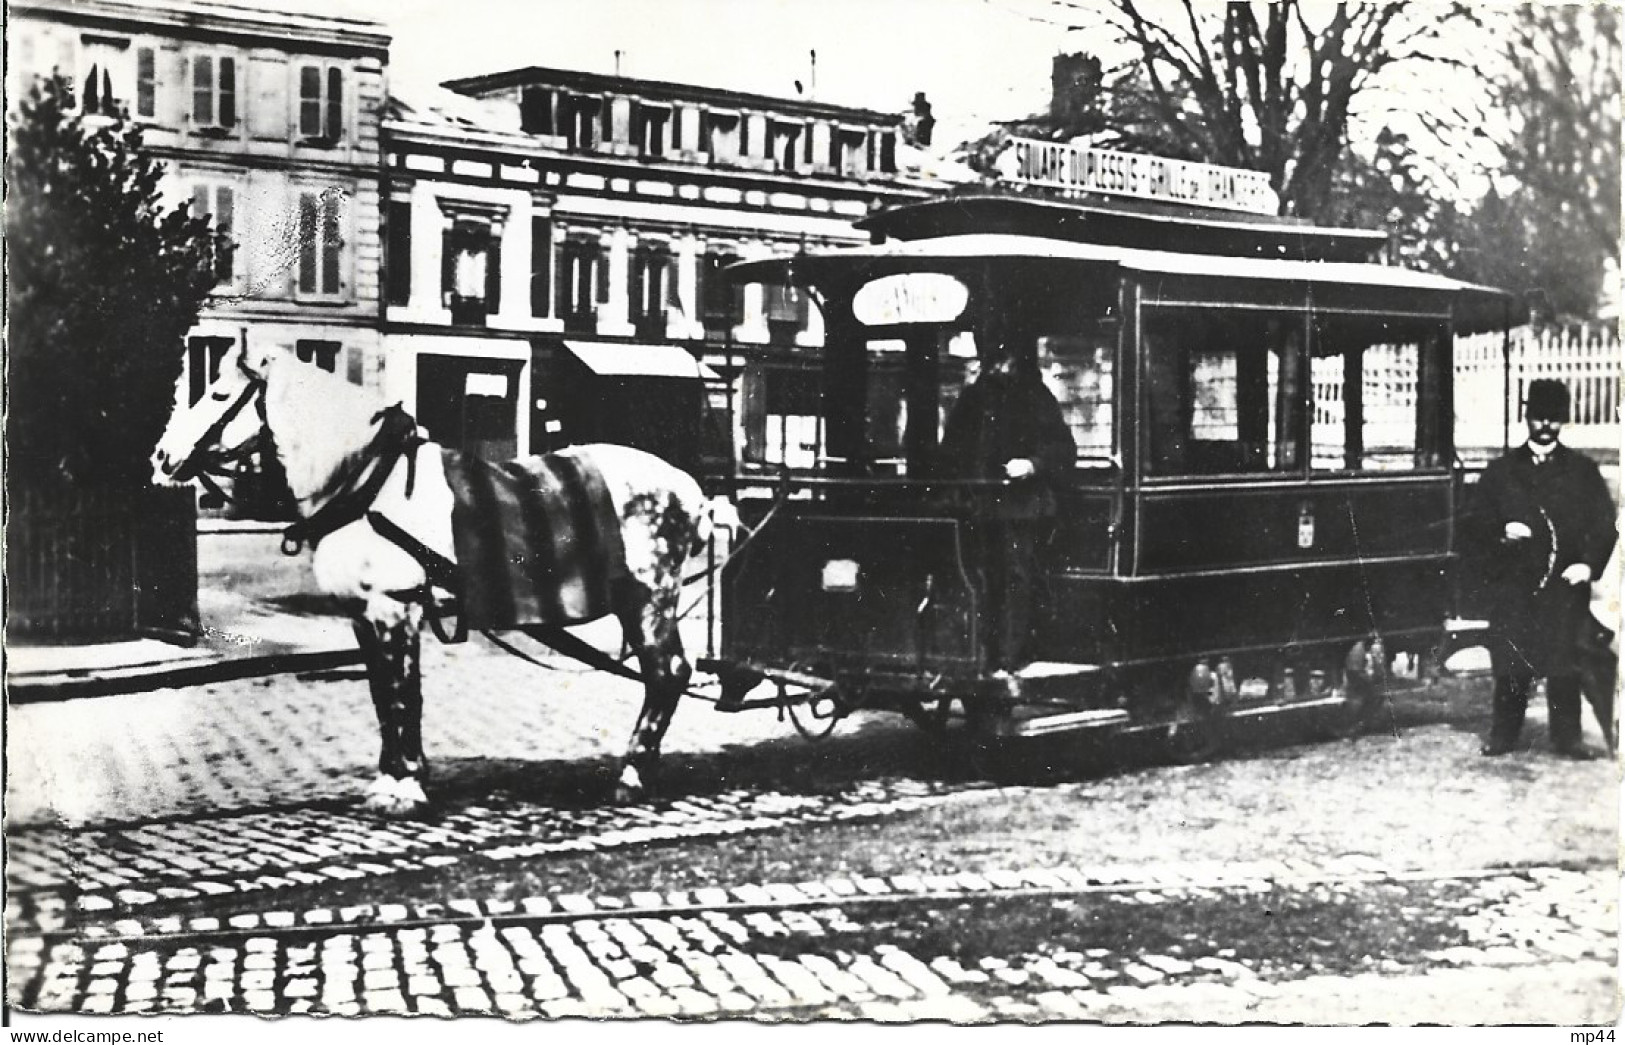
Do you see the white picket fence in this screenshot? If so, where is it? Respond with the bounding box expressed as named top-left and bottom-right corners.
top-left (1454, 325), bottom-right (1621, 457)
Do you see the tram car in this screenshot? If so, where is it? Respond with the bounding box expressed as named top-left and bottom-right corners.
top-left (702, 188), bottom-right (1510, 756)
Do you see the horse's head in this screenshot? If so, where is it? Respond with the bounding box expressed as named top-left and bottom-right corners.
top-left (150, 341), bottom-right (277, 485)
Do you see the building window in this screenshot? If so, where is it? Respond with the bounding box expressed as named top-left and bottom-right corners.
top-left (701, 251), bottom-right (743, 336)
top-left (385, 198), bottom-right (411, 307)
top-left (80, 37), bottom-right (128, 117)
top-left (441, 219), bottom-right (500, 325)
top-left (520, 87), bottom-right (555, 135)
top-left (557, 237), bottom-right (603, 332)
top-left (879, 129), bottom-right (897, 173)
top-left (135, 46), bottom-right (156, 119)
top-left (190, 52), bottom-right (238, 131)
top-left (631, 245), bottom-right (670, 339)
top-left (703, 111), bottom-right (740, 163)
top-left (187, 336), bottom-right (234, 406)
top-left (636, 105), bottom-right (669, 158)
top-left (295, 339), bottom-right (341, 373)
top-left (771, 121), bottom-right (802, 172)
top-left (765, 283), bottom-right (808, 343)
top-left (191, 183), bottom-right (236, 287)
top-left (832, 128), bottom-right (867, 177)
top-left (564, 95), bottom-right (599, 151)
top-left (295, 188), bottom-right (345, 299)
top-left (298, 64), bottom-right (345, 142)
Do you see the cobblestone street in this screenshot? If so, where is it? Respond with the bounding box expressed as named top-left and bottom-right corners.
top-left (5, 639), bottom-right (1619, 1024)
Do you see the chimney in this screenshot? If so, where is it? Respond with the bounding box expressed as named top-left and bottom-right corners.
top-left (906, 91), bottom-right (935, 148)
top-left (1050, 52), bottom-right (1101, 131)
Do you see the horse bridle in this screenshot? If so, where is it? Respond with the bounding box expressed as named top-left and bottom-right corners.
top-left (168, 375), bottom-right (266, 502)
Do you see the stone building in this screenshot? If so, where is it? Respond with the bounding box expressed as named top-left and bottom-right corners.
top-left (8, 0), bottom-right (391, 409)
top-left (383, 67), bottom-right (932, 474)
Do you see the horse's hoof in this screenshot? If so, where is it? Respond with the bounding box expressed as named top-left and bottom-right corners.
top-left (613, 766), bottom-right (646, 805)
top-left (362, 775), bottom-right (429, 817)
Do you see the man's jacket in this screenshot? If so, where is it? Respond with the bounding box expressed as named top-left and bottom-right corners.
top-left (1464, 443), bottom-right (1617, 675)
top-left (937, 368), bottom-right (1077, 519)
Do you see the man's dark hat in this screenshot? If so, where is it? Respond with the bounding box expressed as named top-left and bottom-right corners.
top-left (1525, 379), bottom-right (1571, 421)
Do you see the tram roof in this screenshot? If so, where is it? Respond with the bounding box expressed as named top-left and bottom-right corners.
top-left (728, 233), bottom-right (1513, 332)
top-left (857, 194), bottom-right (1389, 263)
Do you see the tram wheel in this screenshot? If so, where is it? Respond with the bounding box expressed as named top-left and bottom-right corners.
top-left (1325, 641), bottom-right (1387, 739)
top-left (1164, 707), bottom-right (1229, 764)
top-left (900, 696), bottom-right (955, 736)
top-left (949, 700), bottom-right (1019, 782)
top-left (1158, 665), bottom-right (1230, 765)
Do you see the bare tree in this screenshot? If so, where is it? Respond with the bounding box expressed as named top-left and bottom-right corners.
top-left (1043, 1), bottom-right (1471, 220)
top-left (1493, 3), bottom-right (1619, 267)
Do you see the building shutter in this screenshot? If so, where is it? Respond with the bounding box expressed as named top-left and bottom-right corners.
top-left (694, 253), bottom-right (707, 320)
top-left (485, 232), bottom-right (502, 314)
top-left (216, 186), bottom-right (236, 281)
top-left (629, 251), bottom-right (645, 319)
top-left (136, 47), bottom-right (156, 118)
top-left (530, 216), bottom-right (550, 317)
top-left (218, 57), bottom-right (237, 127)
top-left (320, 193), bottom-right (341, 294)
top-left (325, 67), bottom-right (343, 139)
top-left (595, 247), bottom-right (609, 305)
top-left (386, 198), bottom-right (412, 306)
top-left (297, 191), bottom-right (318, 294)
top-left (555, 240), bottom-right (572, 315)
top-left (441, 225), bottom-right (456, 305)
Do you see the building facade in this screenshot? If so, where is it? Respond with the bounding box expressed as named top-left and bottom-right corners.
top-left (8, 0), bottom-right (389, 410)
top-left (10, 1), bottom-right (942, 489)
top-left (383, 67), bottom-right (933, 475)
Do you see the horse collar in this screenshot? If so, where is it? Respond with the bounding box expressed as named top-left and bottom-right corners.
top-left (281, 404), bottom-right (423, 554)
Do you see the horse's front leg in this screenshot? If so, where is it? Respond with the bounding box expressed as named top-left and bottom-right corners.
top-left (615, 586), bottom-right (691, 804)
top-left (352, 601), bottom-right (429, 816)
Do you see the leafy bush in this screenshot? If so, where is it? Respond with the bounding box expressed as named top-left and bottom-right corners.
top-left (7, 76), bottom-right (222, 490)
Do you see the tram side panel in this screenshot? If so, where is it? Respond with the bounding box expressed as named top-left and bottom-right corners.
top-left (721, 505), bottom-right (982, 679)
top-left (1121, 477), bottom-right (1455, 663)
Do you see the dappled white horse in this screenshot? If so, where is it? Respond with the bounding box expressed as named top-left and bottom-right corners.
top-left (152, 343), bottom-right (712, 815)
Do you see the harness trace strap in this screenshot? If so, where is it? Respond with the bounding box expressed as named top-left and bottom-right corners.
top-left (282, 405), bottom-right (421, 555)
top-left (366, 511), bottom-right (468, 644)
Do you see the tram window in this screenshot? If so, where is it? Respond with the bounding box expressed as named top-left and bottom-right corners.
top-left (866, 359), bottom-right (909, 472)
top-left (748, 364), bottom-right (822, 469)
top-left (1145, 311), bottom-right (1303, 477)
top-left (1310, 321), bottom-right (1447, 471)
top-left (1038, 333), bottom-right (1113, 460)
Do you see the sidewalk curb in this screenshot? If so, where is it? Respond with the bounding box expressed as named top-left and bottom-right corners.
top-left (7, 648), bottom-right (364, 704)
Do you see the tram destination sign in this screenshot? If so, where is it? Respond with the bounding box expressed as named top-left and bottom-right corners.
top-left (1005, 137), bottom-right (1281, 216)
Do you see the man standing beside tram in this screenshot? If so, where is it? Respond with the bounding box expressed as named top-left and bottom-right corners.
top-left (1468, 379), bottom-right (1617, 759)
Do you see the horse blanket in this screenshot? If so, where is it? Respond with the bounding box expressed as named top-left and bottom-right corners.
top-left (442, 449), bottom-right (629, 629)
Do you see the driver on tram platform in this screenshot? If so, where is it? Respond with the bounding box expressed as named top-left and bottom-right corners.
top-left (937, 345), bottom-right (1077, 673)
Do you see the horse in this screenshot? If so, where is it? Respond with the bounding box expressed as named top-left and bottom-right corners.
top-left (151, 342), bottom-right (714, 815)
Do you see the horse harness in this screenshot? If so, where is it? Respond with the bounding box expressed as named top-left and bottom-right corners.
top-left (191, 377), bottom-right (793, 704)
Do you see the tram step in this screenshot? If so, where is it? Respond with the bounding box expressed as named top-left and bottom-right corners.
top-left (1001, 708), bottom-right (1132, 738)
top-left (1016, 661), bottom-right (1101, 680)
